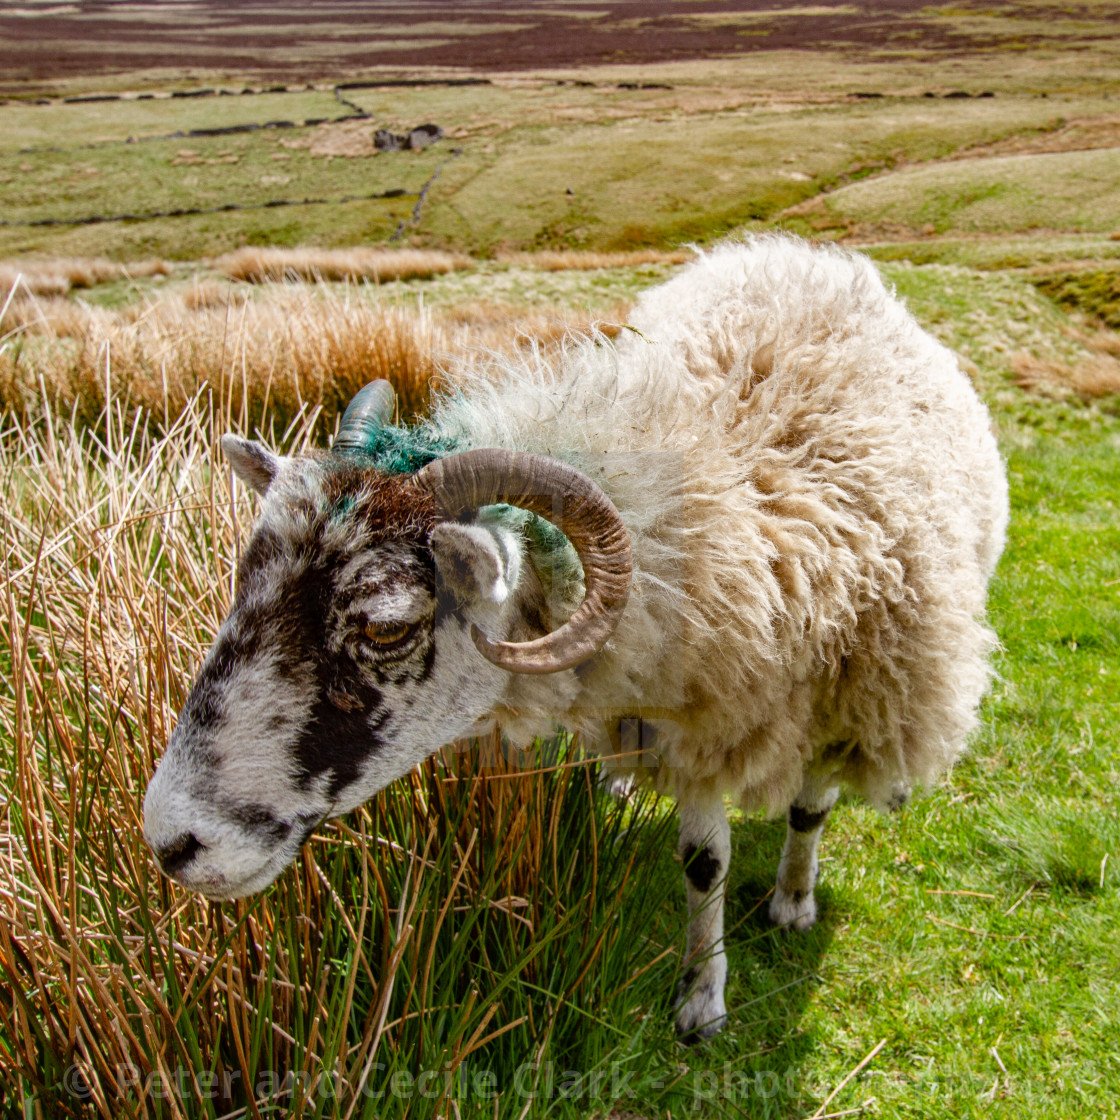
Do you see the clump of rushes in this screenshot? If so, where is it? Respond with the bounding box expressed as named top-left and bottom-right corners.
top-left (216, 247), bottom-right (474, 284)
top-left (0, 257), bottom-right (172, 297)
top-left (0, 390), bottom-right (682, 1118)
top-left (494, 249), bottom-right (694, 271)
top-left (0, 284), bottom-right (444, 426)
top-left (0, 283), bottom-right (627, 431)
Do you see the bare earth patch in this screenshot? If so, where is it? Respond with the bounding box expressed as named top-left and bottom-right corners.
top-left (280, 118), bottom-right (379, 159)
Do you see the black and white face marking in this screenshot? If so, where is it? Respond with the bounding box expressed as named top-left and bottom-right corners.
top-left (143, 445), bottom-right (523, 900)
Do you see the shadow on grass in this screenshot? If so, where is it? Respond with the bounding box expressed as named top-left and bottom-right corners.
top-left (635, 816), bottom-right (835, 1119)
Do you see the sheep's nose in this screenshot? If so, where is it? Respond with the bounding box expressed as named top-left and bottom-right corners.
top-left (153, 832), bottom-right (205, 876)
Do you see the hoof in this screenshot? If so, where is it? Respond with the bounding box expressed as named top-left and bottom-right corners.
top-left (769, 885), bottom-right (818, 932)
top-left (675, 977), bottom-right (727, 1044)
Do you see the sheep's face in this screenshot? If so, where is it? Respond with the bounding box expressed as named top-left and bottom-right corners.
top-left (142, 443), bottom-right (520, 900)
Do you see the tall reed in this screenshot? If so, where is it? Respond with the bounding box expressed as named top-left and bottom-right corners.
top-left (0, 282), bottom-right (628, 433)
top-left (216, 248), bottom-right (473, 285)
top-left (0, 377), bottom-right (681, 1118)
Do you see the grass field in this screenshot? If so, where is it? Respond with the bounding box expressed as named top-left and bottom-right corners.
top-left (799, 147), bottom-right (1120, 239)
top-left (0, 90), bottom-right (344, 153)
top-left (3, 42), bottom-right (1120, 261)
top-left (2, 7), bottom-right (1120, 1118)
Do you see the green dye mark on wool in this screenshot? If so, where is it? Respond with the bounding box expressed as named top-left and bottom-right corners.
top-left (334, 420), bottom-right (584, 606)
top-left (332, 494), bottom-right (356, 518)
top-left (342, 422), bottom-right (461, 475)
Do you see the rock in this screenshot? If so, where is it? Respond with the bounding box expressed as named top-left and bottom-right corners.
top-left (406, 123), bottom-right (444, 150)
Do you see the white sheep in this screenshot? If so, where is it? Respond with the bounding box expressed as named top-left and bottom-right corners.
top-left (143, 235), bottom-right (1008, 1042)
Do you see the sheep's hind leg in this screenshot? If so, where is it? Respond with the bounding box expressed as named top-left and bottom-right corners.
top-left (769, 772), bottom-right (839, 932)
top-left (676, 793), bottom-right (730, 1043)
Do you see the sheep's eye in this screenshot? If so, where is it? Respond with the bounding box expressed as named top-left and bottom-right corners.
top-left (362, 620), bottom-right (412, 646)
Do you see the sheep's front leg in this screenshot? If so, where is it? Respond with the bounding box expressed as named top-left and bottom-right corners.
top-left (676, 794), bottom-right (730, 1043)
top-left (769, 772), bottom-right (839, 932)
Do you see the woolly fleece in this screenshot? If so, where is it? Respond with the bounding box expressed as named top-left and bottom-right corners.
top-left (431, 236), bottom-right (1009, 813)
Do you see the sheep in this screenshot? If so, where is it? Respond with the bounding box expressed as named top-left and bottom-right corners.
top-left (143, 234), bottom-right (1008, 1043)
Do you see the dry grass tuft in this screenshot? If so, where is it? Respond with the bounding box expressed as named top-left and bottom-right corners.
top-left (0, 257), bottom-right (172, 296)
top-left (0, 293), bottom-right (94, 338)
top-left (1, 287), bottom-right (443, 425)
top-left (217, 247), bottom-right (474, 284)
top-left (437, 298), bottom-right (629, 347)
top-left (0, 396), bottom-right (674, 1113)
top-left (0, 285), bottom-right (629, 430)
top-left (1011, 349), bottom-right (1120, 400)
top-left (1012, 324), bottom-right (1120, 400)
top-left (496, 249), bottom-right (694, 271)
top-left (180, 278), bottom-right (250, 311)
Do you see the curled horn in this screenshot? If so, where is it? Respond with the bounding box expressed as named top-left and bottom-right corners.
top-left (333, 380), bottom-right (396, 456)
top-left (414, 449), bottom-right (631, 674)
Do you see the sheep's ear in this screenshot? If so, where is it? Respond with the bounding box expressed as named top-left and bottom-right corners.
top-left (220, 435), bottom-right (283, 496)
top-left (431, 522), bottom-right (520, 607)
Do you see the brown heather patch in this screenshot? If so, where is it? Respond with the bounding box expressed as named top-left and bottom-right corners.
top-left (217, 246), bottom-right (474, 285)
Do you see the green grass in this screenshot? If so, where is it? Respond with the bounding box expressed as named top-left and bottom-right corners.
top-left (808, 148), bottom-right (1120, 237)
top-left (880, 262), bottom-right (1087, 394)
top-left (854, 234), bottom-right (1120, 272)
top-left (0, 196), bottom-right (419, 261)
top-left (378, 93), bottom-right (1120, 254)
top-left (1030, 266), bottom-right (1120, 329)
top-left (0, 127), bottom-right (447, 259)
top-left (584, 268), bottom-right (1120, 1119)
top-left (3, 73), bottom-right (1120, 260)
top-left (0, 89), bottom-right (342, 153)
top-left (359, 259), bottom-right (680, 310)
